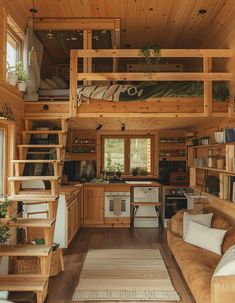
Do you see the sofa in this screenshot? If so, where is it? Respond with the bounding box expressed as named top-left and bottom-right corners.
top-left (167, 207), bottom-right (235, 303)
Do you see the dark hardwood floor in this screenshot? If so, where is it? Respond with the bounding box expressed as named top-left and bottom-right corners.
top-left (46, 228), bottom-right (196, 303)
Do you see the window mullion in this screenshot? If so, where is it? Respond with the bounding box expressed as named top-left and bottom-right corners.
top-left (125, 136), bottom-right (130, 175)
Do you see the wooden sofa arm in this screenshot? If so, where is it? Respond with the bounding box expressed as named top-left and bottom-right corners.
top-left (211, 275), bottom-right (235, 303)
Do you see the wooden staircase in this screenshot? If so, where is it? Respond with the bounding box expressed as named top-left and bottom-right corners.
top-left (0, 117), bottom-right (69, 303)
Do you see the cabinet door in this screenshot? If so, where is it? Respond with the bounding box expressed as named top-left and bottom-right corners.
top-left (83, 187), bottom-right (104, 225)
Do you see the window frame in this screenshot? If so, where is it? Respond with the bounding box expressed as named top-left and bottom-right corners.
top-left (101, 134), bottom-right (155, 176)
top-left (6, 26), bottom-right (23, 68)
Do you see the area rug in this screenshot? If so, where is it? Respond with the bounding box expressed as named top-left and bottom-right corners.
top-left (72, 249), bottom-right (180, 301)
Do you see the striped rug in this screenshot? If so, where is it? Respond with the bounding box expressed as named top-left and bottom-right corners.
top-left (72, 249), bottom-right (180, 301)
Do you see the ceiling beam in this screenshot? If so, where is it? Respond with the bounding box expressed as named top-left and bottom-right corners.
top-left (33, 18), bottom-right (120, 31)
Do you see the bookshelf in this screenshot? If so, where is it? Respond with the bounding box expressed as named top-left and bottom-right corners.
top-left (188, 143), bottom-right (235, 202)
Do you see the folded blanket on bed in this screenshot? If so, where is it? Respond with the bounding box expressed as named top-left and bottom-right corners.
top-left (77, 81), bottom-right (229, 104)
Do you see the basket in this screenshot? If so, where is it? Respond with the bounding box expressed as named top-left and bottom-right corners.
top-left (50, 248), bottom-right (64, 277)
top-left (11, 249), bottom-right (64, 277)
top-left (11, 257), bottom-right (41, 274)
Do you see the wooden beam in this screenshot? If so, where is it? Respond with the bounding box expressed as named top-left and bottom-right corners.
top-left (70, 50), bottom-right (78, 117)
top-left (76, 112), bottom-right (206, 118)
top-left (77, 72), bottom-right (231, 81)
top-left (75, 49), bottom-right (232, 58)
top-left (33, 18), bottom-right (118, 30)
top-left (203, 57), bottom-right (212, 117)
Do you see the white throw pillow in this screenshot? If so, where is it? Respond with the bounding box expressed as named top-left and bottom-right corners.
top-left (52, 76), bottom-right (68, 89)
top-left (213, 245), bottom-right (235, 276)
top-left (39, 79), bottom-right (52, 90)
top-left (184, 220), bottom-right (227, 255)
top-left (183, 212), bottom-right (213, 239)
top-left (45, 78), bottom-right (58, 89)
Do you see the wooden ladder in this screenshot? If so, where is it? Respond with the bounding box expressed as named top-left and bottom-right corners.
top-left (0, 116), bottom-right (69, 303)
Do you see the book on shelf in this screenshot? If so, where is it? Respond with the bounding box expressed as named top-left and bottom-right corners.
top-left (224, 128), bottom-right (235, 143)
top-left (224, 175), bottom-right (235, 202)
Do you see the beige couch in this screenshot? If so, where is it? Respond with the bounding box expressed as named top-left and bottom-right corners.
top-left (167, 207), bottom-right (235, 303)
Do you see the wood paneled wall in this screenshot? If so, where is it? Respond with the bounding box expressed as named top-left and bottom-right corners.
top-left (0, 0), bottom-right (26, 142)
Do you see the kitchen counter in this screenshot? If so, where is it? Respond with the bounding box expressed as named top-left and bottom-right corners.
top-left (59, 184), bottom-right (82, 199)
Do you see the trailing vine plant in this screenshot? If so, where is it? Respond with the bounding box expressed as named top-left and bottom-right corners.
top-left (139, 45), bottom-right (161, 79)
top-left (0, 197), bottom-right (12, 245)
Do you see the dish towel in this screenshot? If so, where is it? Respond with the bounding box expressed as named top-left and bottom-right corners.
top-left (113, 196), bottom-right (122, 216)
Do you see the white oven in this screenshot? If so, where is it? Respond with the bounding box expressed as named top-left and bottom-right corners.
top-left (105, 192), bottom-right (130, 217)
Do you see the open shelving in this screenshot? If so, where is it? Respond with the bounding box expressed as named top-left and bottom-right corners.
top-left (188, 142), bottom-right (235, 201)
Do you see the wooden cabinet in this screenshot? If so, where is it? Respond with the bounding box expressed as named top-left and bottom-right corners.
top-left (83, 186), bottom-right (104, 225)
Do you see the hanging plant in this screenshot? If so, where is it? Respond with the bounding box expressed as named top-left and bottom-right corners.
top-left (139, 45), bottom-right (161, 79)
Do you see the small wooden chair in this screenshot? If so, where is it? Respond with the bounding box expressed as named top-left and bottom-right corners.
top-left (130, 201), bottom-right (164, 231)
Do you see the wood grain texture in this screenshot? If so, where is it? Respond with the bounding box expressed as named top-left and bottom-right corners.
top-left (45, 228), bottom-right (196, 303)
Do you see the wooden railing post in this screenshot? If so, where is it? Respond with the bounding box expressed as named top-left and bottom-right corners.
top-left (203, 57), bottom-right (212, 117)
top-left (70, 50), bottom-right (78, 117)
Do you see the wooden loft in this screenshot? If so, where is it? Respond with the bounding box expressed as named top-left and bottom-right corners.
top-left (69, 48), bottom-right (232, 119)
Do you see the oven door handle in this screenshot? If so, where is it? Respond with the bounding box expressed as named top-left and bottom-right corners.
top-left (166, 197), bottom-right (187, 200)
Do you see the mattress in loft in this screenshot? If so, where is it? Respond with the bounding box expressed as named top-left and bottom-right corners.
top-left (77, 82), bottom-right (229, 103)
top-left (38, 89), bottom-right (69, 97)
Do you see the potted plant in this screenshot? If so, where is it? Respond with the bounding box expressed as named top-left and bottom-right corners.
top-left (6, 62), bottom-right (18, 86)
top-left (0, 197), bottom-right (12, 300)
top-left (15, 61), bottom-right (28, 92)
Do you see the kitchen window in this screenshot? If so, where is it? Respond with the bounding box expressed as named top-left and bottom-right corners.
top-left (102, 135), bottom-right (154, 176)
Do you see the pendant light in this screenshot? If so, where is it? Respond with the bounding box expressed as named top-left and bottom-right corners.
top-left (29, 0), bottom-right (37, 65)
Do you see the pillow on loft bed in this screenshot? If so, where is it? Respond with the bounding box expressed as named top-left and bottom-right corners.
top-left (52, 76), bottom-right (69, 89)
top-left (39, 79), bottom-right (53, 90)
top-left (45, 78), bottom-right (58, 89)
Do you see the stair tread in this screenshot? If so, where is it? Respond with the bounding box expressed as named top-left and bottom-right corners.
top-left (18, 144), bottom-right (63, 148)
top-left (24, 116), bottom-right (68, 120)
top-left (0, 245), bottom-right (52, 257)
top-left (0, 275), bottom-right (48, 291)
top-left (1, 195), bottom-right (58, 202)
top-left (10, 218), bottom-right (55, 227)
top-left (22, 130), bottom-right (65, 134)
top-left (8, 176), bottom-right (60, 181)
top-left (12, 159), bottom-right (62, 163)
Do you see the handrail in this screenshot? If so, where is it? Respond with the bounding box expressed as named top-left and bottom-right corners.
top-left (69, 48), bottom-right (232, 117)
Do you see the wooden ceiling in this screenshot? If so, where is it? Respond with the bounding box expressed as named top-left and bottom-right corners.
top-left (68, 117), bottom-right (222, 131)
top-left (10, 0), bottom-right (235, 49)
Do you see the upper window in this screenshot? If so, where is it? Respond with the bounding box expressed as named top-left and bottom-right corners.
top-left (7, 30), bottom-right (21, 68)
top-left (102, 135), bottom-right (154, 176)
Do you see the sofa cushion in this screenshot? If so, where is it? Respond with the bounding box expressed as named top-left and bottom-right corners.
top-left (185, 221), bottom-right (227, 255)
top-left (214, 245), bottom-right (235, 276)
top-left (222, 226), bottom-right (235, 254)
top-left (168, 231), bottom-right (220, 303)
top-left (170, 208), bottom-right (203, 238)
top-left (183, 212), bottom-right (213, 239)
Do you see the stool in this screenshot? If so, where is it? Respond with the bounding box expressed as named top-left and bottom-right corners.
top-left (130, 202), bottom-right (164, 231)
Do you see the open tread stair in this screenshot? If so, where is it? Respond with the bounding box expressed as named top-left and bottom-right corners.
top-left (5, 116), bottom-right (69, 303)
top-left (10, 218), bottom-right (55, 228)
top-left (0, 245), bottom-right (51, 257)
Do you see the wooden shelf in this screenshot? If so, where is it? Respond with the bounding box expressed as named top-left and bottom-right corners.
top-left (159, 142), bottom-right (186, 146)
top-left (71, 153), bottom-right (97, 161)
top-left (189, 144), bottom-right (227, 149)
top-left (0, 245), bottom-right (52, 257)
top-left (160, 156), bottom-right (187, 161)
top-left (11, 218), bottom-right (56, 228)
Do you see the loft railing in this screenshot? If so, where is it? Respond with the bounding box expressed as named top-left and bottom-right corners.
top-left (70, 49), bottom-right (232, 117)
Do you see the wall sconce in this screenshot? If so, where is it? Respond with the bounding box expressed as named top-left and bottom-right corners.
top-left (121, 123), bottom-right (125, 131)
top-left (96, 124), bottom-right (102, 131)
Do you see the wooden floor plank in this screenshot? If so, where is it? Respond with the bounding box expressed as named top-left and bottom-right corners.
top-left (45, 228), bottom-right (196, 303)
